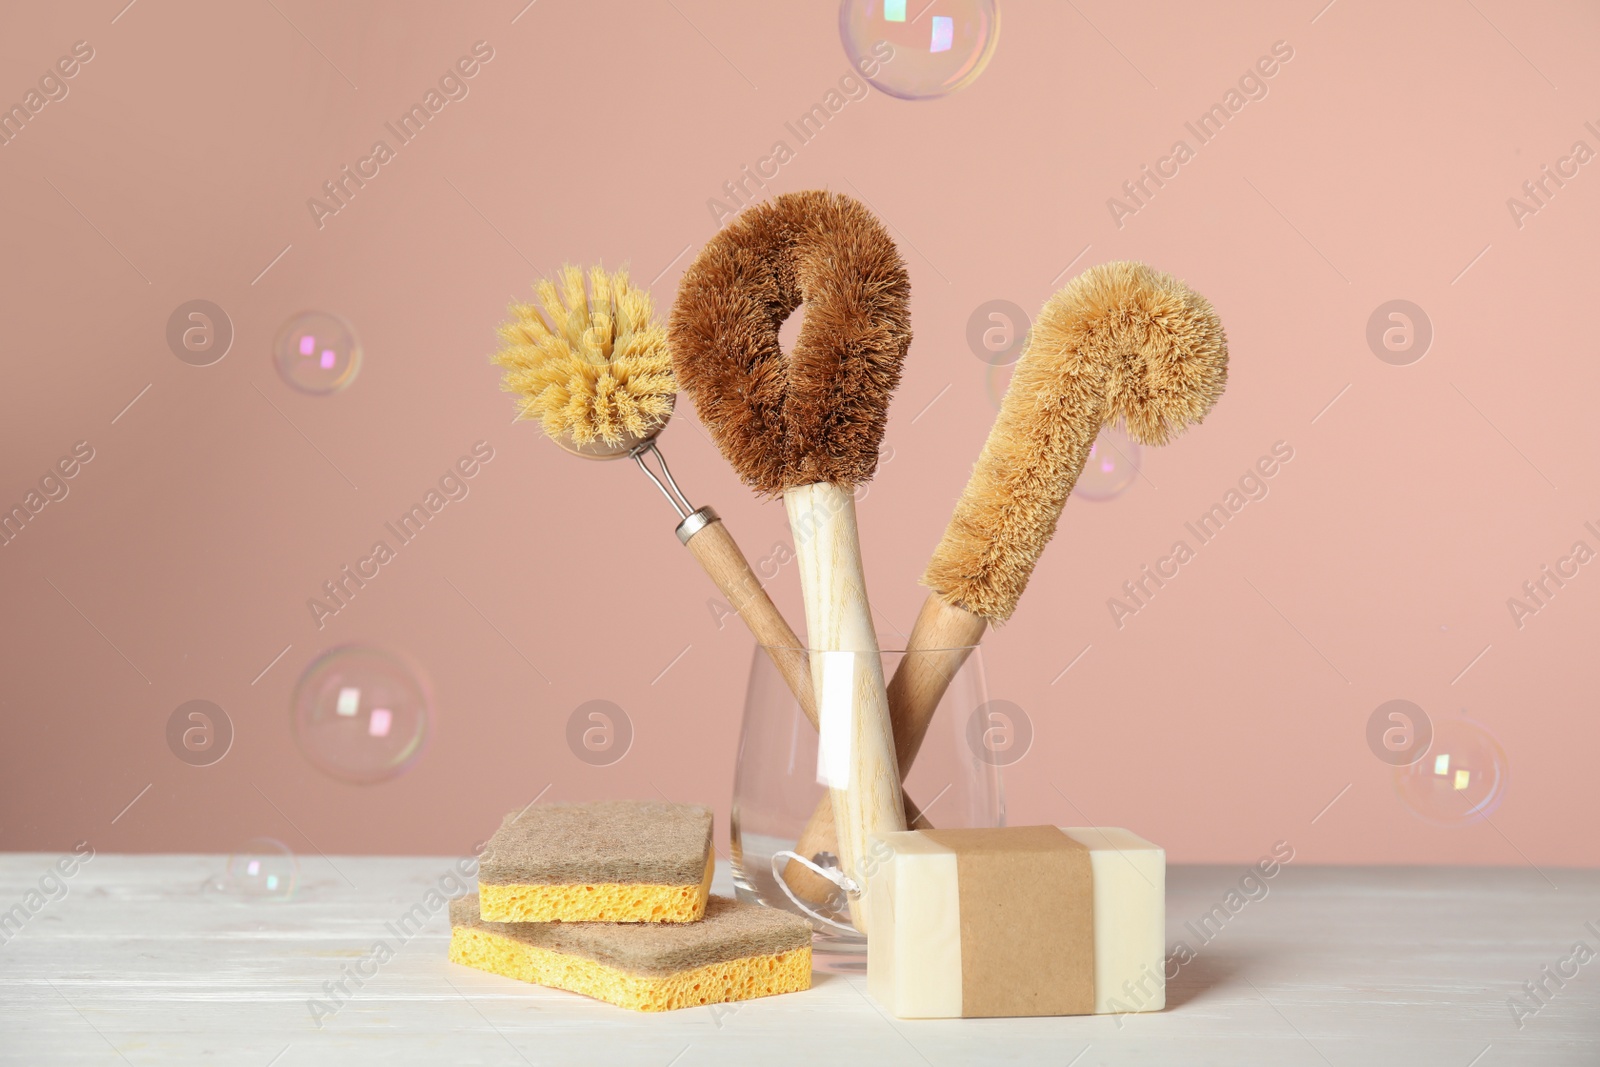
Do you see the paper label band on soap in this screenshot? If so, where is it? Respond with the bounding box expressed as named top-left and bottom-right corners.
top-left (922, 825), bottom-right (1095, 1017)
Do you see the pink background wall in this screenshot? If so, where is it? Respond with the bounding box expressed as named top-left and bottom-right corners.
top-left (2, 0), bottom-right (1595, 868)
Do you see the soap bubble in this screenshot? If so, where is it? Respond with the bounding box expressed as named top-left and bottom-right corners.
top-left (1394, 718), bottom-right (1508, 825)
top-left (292, 646), bottom-right (430, 784)
top-left (273, 310), bottom-right (362, 394)
top-left (224, 838), bottom-right (298, 899)
top-left (1074, 427), bottom-right (1141, 501)
top-left (840, 0), bottom-right (1000, 101)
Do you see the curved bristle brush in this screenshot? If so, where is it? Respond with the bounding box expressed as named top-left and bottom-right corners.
top-left (670, 191), bottom-right (912, 933)
top-left (788, 260), bottom-right (1229, 893)
top-left (493, 265), bottom-right (815, 722)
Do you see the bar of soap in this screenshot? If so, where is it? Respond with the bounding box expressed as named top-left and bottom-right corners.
top-left (449, 893), bottom-right (813, 1011)
top-left (477, 801), bottom-right (713, 923)
top-left (866, 826), bottom-right (1165, 1018)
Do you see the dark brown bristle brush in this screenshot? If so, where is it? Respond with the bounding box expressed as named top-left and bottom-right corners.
top-left (670, 190), bottom-right (912, 932)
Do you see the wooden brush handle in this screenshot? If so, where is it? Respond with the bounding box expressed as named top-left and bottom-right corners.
top-left (784, 482), bottom-right (905, 934)
top-left (784, 594), bottom-right (987, 904)
top-left (682, 515), bottom-right (817, 729)
top-left (887, 594), bottom-right (989, 770)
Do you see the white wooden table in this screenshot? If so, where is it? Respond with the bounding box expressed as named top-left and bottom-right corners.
top-left (1, 855), bottom-right (1596, 1065)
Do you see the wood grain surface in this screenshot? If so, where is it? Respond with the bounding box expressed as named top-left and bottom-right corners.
top-left (683, 515), bottom-right (815, 726)
top-left (784, 482), bottom-right (906, 933)
top-left (3, 855), bottom-right (1596, 1065)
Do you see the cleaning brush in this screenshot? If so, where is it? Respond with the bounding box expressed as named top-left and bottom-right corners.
top-left (670, 191), bottom-right (912, 932)
top-left (493, 265), bottom-right (815, 722)
top-left (786, 261), bottom-right (1229, 893)
top-left (496, 264), bottom-right (675, 454)
top-left (903, 260), bottom-right (1227, 755)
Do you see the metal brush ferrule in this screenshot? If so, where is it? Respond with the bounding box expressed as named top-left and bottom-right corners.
top-left (675, 506), bottom-right (717, 545)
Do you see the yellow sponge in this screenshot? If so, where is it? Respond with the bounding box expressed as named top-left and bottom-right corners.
top-left (478, 800), bottom-right (714, 923)
top-left (449, 893), bottom-right (813, 1012)
top-left (477, 851), bottom-right (713, 923)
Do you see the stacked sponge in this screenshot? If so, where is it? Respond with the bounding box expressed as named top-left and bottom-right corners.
top-left (449, 800), bottom-right (813, 1012)
top-left (475, 800), bottom-right (716, 923)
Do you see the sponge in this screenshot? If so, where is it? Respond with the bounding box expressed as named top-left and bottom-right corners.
top-left (476, 801), bottom-right (714, 923)
top-left (449, 894), bottom-right (813, 1011)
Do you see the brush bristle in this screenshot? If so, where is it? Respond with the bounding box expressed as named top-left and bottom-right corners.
top-left (492, 265), bottom-right (677, 446)
top-left (923, 261), bottom-right (1228, 621)
top-left (667, 191), bottom-right (910, 495)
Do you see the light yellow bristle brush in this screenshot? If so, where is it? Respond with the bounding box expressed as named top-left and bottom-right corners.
top-left (785, 261), bottom-right (1230, 898)
top-left (493, 265), bottom-right (815, 721)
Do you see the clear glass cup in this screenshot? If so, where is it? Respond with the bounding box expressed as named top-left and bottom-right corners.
top-left (730, 642), bottom-right (1004, 972)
